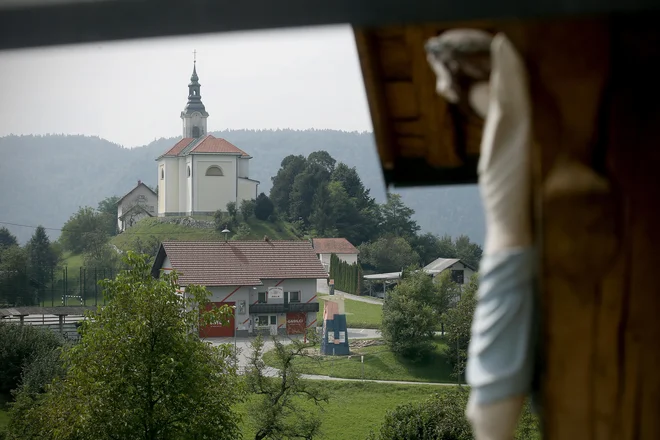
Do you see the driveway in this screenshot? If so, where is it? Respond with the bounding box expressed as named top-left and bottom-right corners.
top-left (316, 280), bottom-right (384, 305)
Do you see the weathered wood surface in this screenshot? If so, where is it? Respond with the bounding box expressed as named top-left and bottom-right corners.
top-left (498, 17), bottom-right (660, 440)
top-left (358, 14), bottom-right (660, 439)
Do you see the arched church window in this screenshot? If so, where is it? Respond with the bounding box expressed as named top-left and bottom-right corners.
top-left (192, 126), bottom-right (200, 138)
top-left (187, 165), bottom-right (191, 177)
top-left (160, 169), bottom-right (164, 180)
top-left (205, 165), bottom-right (224, 176)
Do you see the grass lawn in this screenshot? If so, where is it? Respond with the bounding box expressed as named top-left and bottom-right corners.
top-left (316, 295), bottom-right (383, 329)
top-left (61, 250), bottom-right (84, 268)
top-left (235, 381), bottom-right (439, 440)
top-left (263, 338), bottom-right (457, 384)
top-left (0, 393), bottom-right (10, 433)
top-left (111, 216), bottom-right (300, 252)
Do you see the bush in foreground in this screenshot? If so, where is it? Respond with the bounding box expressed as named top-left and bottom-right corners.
top-left (5, 252), bottom-right (244, 440)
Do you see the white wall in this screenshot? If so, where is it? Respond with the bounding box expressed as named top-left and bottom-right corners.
top-left (319, 252), bottom-right (358, 272)
top-left (186, 157), bottom-right (193, 213)
top-left (162, 157), bottom-right (180, 214)
top-left (157, 163), bottom-right (166, 215)
top-left (193, 156), bottom-right (236, 213)
top-left (118, 185), bottom-right (157, 231)
top-left (238, 157), bottom-right (250, 178)
top-left (237, 178), bottom-right (258, 204)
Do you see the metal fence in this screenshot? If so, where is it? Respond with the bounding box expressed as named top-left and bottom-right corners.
top-left (0, 266), bottom-right (120, 308)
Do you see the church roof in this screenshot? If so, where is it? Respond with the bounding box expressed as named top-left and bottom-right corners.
top-left (158, 135), bottom-right (250, 159)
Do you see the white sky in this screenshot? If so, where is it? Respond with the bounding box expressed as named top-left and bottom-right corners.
top-left (0, 25), bottom-right (372, 147)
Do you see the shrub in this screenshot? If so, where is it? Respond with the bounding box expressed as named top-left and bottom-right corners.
top-left (0, 322), bottom-right (64, 395)
top-left (367, 388), bottom-right (472, 440)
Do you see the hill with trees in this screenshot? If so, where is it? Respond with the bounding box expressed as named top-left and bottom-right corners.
top-left (0, 130), bottom-right (484, 244)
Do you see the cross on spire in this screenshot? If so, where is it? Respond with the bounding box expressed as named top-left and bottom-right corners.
top-left (193, 49), bottom-right (197, 64)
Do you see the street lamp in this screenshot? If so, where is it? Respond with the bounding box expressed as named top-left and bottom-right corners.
top-left (221, 226), bottom-right (230, 243)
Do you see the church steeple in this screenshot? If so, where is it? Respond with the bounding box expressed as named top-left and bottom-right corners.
top-left (181, 52), bottom-right (209, 138)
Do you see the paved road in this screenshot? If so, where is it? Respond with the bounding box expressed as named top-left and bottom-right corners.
top-left (203, 328), bottom-right (457, 386)
top-left (316, 280), bottom-right (384, 305)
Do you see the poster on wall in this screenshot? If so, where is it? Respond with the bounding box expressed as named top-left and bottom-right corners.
top-left (268, 287), bottom-right (284, 299)
top-left (339, 331), bottom-right (346, 343)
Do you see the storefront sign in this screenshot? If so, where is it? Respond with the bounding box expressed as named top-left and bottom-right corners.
top-left (286, 312), bottom-right (306, 335)
top-left (268, 286), bottom-right (284, 299)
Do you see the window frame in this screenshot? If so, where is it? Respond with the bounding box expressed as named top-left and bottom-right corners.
top-left (257, 291), bottom-right (267, 304)
top-left (288, 291), bottom-right (301, 303)
top-left (205, 165), bottom-right (224, 176)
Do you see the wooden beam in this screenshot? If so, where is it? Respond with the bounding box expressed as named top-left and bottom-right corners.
top-left (405, 26), bottom-right (462, 168)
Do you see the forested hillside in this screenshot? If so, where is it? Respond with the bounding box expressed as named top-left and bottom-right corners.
top-left (0, 130), bottom-right (484, 244)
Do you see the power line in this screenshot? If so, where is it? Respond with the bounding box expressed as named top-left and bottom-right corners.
top-left (0, 220), bottom-right (224, 236)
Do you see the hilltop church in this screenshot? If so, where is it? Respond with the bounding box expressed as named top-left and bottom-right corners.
top-left (156, 61), bottom-right (259, 216)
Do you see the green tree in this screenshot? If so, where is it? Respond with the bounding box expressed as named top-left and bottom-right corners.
top-left (254, 193), bottom-right (275, 221)
top-left (270, 154), bottom-right (307, 216)
top-left (26, 226), bottom-right (58, 302)
top-left (97, 195), bottom-right (120, 237)
top-left (226, 201), bottom-right (238, 224)
top-left (59, 206), bottom-right (108, 254)
top-left (453, 234), bottom-right (483, 269)
top-left (380, 193), bottom-right (420, 239)
top-left (359, 236), bottom-right (420, 273)
top-left (233, 224), bottom-right (252, 240)
top-left (129, 235), bottom-right (161, 262)
top-left (0, 227), bottom-right (18, 251)
top-left (443, 274), bottom-right (479, 381)
top-left (381, 267), bottom-right (438, 361)
top-left (9, 252), bottom-right (244, 440)
top-left (245, 334), bottom-right (328, 440)
top-left (0, 321), bottom-right (64, 396)
top-left (214, 209), bottom-right (237, 232)
top-left (0, 245), bottom-right (30, 306)
top-left (240, 199), bottom-right (256, 222)
top-left (367, 388), bottom-right (472, 440)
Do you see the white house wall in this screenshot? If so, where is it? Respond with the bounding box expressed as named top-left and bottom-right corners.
top-left (319, 252), bottom-right (358, 272)
top-left (193, 156), bottom-right (236, 214)
top-left (206, 278), bottom-right (319, 333)
top-left (178, 158), bottom-right (187, 214)
top-left (117, 185), bottom-right (157, 231)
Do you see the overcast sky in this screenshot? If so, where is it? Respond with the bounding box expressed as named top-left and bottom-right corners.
top-left (0, 25), bottom-right (372, 147)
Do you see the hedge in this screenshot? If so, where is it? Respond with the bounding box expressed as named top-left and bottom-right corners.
top-left (329, 253), bottom-right (363, 295)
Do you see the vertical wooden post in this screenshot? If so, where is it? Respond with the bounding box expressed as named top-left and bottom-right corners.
top-left (503, 16), bottom-right (660, 440)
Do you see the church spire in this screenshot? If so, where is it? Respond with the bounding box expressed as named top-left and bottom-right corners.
top-left (181, 51), bottom-right (209, 138)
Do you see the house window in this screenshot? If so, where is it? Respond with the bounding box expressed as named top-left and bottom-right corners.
top-left (205, 165), bottom-right (224, 176)
top-left (288, 291), bottom-right (301, 303)
top-left (137, 195), bottom-right (147, 203)
top-left (187, 165), bottom-right (191, 177)
top-left (149, 206), bottom-right (154, 213)
top-left (258, 292), bottom-right (267, 304)
top-left (451, 270), bottom-right (465, 284)
top-left (270, 316), bottom-right (277, 325)
top-left (257, 315), bottom-right (269, 327)
top-left (160, 169), bottom-right (164, 180)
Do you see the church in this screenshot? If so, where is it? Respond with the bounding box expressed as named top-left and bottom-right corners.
top-left (156, 61), bottom-right (259, 217)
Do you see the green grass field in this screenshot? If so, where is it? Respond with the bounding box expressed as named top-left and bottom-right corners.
top-left (0, 393), bottom-right (10, 433)
top-left (316, 296), bottom-right (383, 329)
top-left (235, 381), bottom-right (438, 440)
top-left (110, 216), bottom-right (300, 252)
top-left (263, 337), bottom-right (457, 384)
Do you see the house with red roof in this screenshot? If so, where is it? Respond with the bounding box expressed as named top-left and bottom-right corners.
top-left (311, 238), bottom-right (359, 272)
top-left (156, 62), bottom-right (259, 217)
top-left (152, 240), bottom-right (328, 338)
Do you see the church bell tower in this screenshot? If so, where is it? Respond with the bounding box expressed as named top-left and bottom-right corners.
top-left (181, 54), bottom-right (209, 138)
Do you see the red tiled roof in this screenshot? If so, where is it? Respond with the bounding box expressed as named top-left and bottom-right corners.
top-left (162, 137), bottom-right (194, 157)
top-left (159, 241), bottom-right (329, 287)
top-left (312, 238), bottom-right (359, 255)
top-left (190, 135), bottom-right (249, 156)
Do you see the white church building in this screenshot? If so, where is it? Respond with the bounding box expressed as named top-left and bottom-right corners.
top-left (156, 62), bottom-right (259, 216)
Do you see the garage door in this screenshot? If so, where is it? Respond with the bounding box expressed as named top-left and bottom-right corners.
top-left (200, 302), bottom-right (235, 337)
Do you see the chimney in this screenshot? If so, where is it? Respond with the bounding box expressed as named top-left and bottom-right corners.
top-left (138, 180), bottom-right (142, 186)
